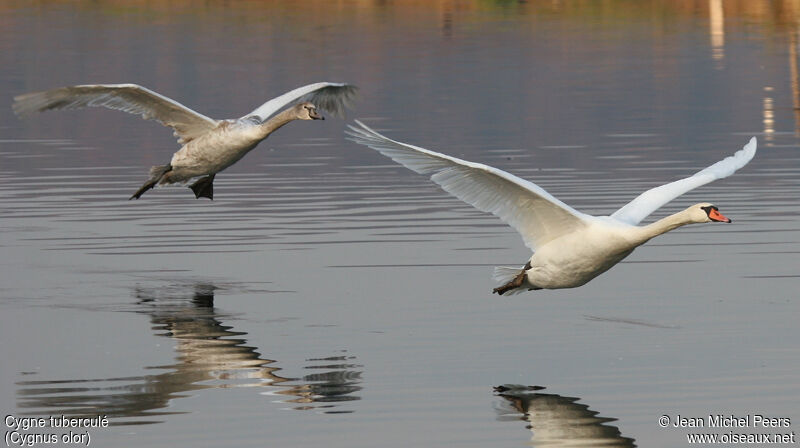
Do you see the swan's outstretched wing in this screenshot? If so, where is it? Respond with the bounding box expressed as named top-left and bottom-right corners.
top-left (611, 137), bottom-right (757, 225)
top-left (243, 82), bottom-right (357, 123)
top-left (346, 120), bottom-right (590, 250)
top-left (13, 84), bottom-right (219, 144)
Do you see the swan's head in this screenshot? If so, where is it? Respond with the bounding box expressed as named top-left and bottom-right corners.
top-left (294, 102), bottom-right (324, 120)
top-left (692, 203), bottom-right (731, 223)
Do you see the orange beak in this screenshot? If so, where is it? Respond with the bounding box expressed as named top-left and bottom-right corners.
top-left (709, 208), bottom-right (731, 223)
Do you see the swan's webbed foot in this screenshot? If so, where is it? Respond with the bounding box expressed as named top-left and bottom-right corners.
top-left (189, 174), bottom-right (215, 200)
top-left (493, 271), bottom-right (528, 295)
top-left (492, 261), bottom-right (533, 295)
top-left (130, 164), bottom-right (172, 200)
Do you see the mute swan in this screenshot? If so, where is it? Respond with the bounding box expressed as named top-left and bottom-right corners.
top-left (13, 82), bottom-right (357, 199)
top-left (346, 121), bottom-right (757, 294)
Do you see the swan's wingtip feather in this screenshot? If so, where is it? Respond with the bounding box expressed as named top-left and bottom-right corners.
top-left (351, 119), bottom-right (374, 133)
top-left (343, 120), bottom-right (375, 140)
top-left (737, 136), bottom-right (757, 164)
top-left (345, 120), bottom-right (386, 143)
top-left (12, 91), bottom-right (57, 116)
top-left (305, 83), bottom-right (358, 118)
top-left (746, 136), bottom-right (757, 152)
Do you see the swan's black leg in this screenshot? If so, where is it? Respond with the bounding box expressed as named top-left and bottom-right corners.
top-left (130, 164), bottom-right (172, 200)
top-left (189, 174), bottom-right (215, 200)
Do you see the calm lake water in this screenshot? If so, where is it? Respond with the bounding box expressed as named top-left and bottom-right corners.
top-left (1, 2), bottom-right (798, 447)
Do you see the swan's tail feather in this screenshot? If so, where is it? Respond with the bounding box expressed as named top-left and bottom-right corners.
top-left (130, 164), bottom-right (172, 200)
top-left (493, 266), bottom-right (523, 284)
top-left (148, 164), bottom-right (172, 180)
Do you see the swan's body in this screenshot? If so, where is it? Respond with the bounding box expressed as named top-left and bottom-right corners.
top-left (505, 208), bottom-right (720, 290)
top-left (346, 121), bottom-right (757, 293)
top-left (13, 82), bottom-right (356, 199)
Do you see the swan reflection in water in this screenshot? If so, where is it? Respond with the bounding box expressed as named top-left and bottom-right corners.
top-left (16, 282), bottom-right (362, 424)
top-left (494, 384), bottom-right (636, 447)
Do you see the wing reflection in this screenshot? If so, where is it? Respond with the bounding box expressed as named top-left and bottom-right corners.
top-left (16, 282), bottom-right (362, 424)
top-left (280, 355), bottom-right (363, 413)
top-left (494, 384), bottom-right (636, 447)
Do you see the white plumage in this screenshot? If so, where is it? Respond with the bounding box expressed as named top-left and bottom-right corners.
top-left (346, 120), bottom-right (757, 293)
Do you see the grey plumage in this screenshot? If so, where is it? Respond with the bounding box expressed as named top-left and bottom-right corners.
top-left (13, 82), bottom-right (357, 199)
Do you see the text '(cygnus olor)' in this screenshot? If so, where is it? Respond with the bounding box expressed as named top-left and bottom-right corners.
top-left (13, 82), bottom-right (357, 199)
top-left (346, 121), bottom-right (756, 294)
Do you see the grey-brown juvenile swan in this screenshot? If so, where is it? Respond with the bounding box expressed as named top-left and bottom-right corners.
top-left (346, 121), bottom-right (757, 294)
top-left (13, 82), bottom-right (357, 199)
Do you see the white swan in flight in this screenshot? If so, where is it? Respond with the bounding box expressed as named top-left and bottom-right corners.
top-left (13, 82), bottom-right (357, 199)
top-left (346, 121), bottom-right (757, 294)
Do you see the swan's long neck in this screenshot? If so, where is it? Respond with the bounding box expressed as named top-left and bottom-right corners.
top-left (634, 209), bottom-right (697, 244)
top-left (256, 108), bottom-right (298, 140)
